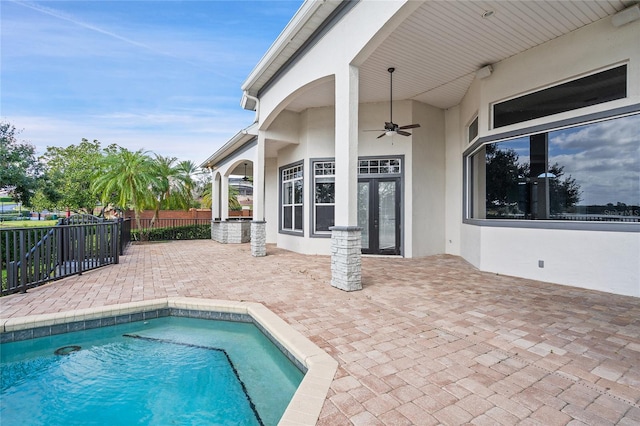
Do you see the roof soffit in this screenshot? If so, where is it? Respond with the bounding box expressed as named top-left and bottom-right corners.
top-left (268, 0), bottom-right (635, 113)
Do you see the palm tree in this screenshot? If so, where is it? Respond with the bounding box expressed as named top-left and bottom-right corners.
top-left (148, 156), bottom-right (201, 226)
top-left (174, 160), bottom-right (201, 205)
top-left (91, 148), bottom-right (159, 233)
top-left (198, 177), bottom-right (241, 211)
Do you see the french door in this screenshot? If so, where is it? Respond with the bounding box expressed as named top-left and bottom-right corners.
top-left (358, 178), bottom-right (401, 255)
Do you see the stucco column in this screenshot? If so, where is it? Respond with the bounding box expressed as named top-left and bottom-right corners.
top-left (252, 131), bottom-right (267, 257)
top-left (331, 64), bottom-right (362, 291)
top-left (211, 170), bottom-right (221, 242)
top-left (221, 175), bottom-right (230, 221)
top-left (212, 172), bottom-right (221, 220)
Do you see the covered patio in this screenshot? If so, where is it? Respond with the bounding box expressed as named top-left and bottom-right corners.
top-left (1, 240), bottom-right (639, 424)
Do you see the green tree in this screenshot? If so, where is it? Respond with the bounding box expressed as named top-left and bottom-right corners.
top-left (151, 154), bottom-right (192, 224)
top-left (148, 156), bottom-right (200, 225)
top-left (198, 177), bottom-right (241, 211)
top-left (198, 176), bottom-right (212, 209)
top-left (548, 163), bottom-right (582, 214)
top-left (30, 172), bottom-right (62, 213)
top-left (91, 148), bottom-right (159, 232)
top-left (485, 144), bottom-right (581, 217)
top-left (173, 160), bottom-right (201, 207)
top-left (0, 122), bottom-right (40, 206)
top-left (228, 185), bottom-right (242, 211)
top-left (485, 144), bottom-right (527, 210)
top-left (40, 139), bottom-right (115, 214)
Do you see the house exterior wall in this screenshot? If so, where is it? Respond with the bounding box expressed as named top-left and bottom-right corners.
top-left (264, 157), bottom-right (279, 243)
top-left (448, 17), bottom-right (640, 296)
top-left (211, 1), bottom-right (638, 296)
top-left (268, 99), bottom-right (448, 257)
top-left (411, 101), bottom-right (446, 257)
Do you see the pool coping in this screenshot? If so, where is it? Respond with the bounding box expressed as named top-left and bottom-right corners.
top-left (0, 297), bottom-right (338, 426)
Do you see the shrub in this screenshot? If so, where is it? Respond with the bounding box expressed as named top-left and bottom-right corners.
top-left (131, 224), bottom-right (210, 241)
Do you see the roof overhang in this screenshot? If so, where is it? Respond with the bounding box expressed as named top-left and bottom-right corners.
top-left (241, 0), bottom-right (637, 114)
top-left (240, 0), bottom-right (352, 111)
top-left (199, 122), bottom-right (258, 169)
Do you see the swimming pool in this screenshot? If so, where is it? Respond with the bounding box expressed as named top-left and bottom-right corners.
top-left (0, 298), bottom-right (338, 425)
top-left (2, 316), bottom-right (303, 425)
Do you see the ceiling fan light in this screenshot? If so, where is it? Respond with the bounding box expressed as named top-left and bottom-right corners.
top-left (385, 130), bottom-right (395, 137)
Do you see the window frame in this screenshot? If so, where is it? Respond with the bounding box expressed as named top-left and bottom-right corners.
top-left (309, 158), bottom-right (336, 238)
top-left (463, 104), bottom-right (640, 232)
top-left (491, 64), bottom-right (628, 129)
top-left (279, 161), bottom-right (304, 236)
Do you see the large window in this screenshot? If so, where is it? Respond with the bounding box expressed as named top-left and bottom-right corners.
top-left (312, 161), bottom-right (335, 235)
top-left (468, 112), bottom-right (639, 223)
top-left (281, 163), bottom-right (303, 233)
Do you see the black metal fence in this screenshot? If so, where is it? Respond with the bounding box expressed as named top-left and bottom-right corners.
top-left (1, 217), bottom-right (130, 296)
top-left (130, 218), bottom-right (210, 241)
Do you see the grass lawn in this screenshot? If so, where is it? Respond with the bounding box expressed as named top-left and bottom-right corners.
top-left (0, 220), bottom-right (58, 229)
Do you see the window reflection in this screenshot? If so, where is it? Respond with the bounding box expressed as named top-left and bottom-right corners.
top-left (470, 113), bottom-right (640, 222)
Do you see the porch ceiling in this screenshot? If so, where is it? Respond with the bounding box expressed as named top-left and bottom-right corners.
top-left (284, 0), bottom-right (633, 113)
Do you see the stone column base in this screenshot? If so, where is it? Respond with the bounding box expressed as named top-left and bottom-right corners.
top-left (211, 220), bottom-right (251, 244)
top-left (330, 226), bottom-right (362, 291)
top-left (251, 221), bottom-right (266, 257)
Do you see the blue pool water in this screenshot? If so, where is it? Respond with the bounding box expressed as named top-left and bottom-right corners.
top-left (1, 317), bottom-right (304, 425)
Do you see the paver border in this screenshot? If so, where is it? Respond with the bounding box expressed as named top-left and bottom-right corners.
top-left (0, 297), bottom-right (337, 426)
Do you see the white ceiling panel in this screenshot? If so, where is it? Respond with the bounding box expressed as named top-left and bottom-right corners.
top-left (280, 1), bottom-right (633, 113)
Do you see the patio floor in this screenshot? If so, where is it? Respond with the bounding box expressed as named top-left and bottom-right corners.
top-left (1, 240), bottom-right (639, 425)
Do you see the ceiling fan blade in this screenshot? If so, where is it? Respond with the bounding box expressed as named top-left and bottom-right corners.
top-left (364, 129), bottom-right (386, 132)
top-left (397, 130), bottom-right (412, 136)
top-left (376, 133), bottom-right (386, 139)
top-left (398, 123), bottom-right (421, 130)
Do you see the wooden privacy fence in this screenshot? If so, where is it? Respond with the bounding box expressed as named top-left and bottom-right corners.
top-left (1, 216), bottom-right (130, 296)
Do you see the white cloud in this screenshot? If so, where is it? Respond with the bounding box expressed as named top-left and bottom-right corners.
top-left (6, 109), bottom-right (256, 165)
top-left (1, 0), bottom-right (300, 169)
top-left (549, 114), bottom-right (640, 205)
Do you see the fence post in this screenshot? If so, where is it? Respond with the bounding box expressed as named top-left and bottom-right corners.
top-left (78, 225), bottom-right (84, 275)
top-left (19, 230), bottom-right (27, 293)
top-left (113, 221), bottom-right (120, 264)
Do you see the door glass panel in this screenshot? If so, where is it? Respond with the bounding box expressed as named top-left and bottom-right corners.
top-left (358, 182), bottom-right (369, 249)
top-left (378, 181), bottom-right (396, 250)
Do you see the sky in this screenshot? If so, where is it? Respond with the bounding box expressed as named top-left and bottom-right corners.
top-left (492, 113), bottom-right (640, 207)
top-left (1, 0), bottom-right (303, 165)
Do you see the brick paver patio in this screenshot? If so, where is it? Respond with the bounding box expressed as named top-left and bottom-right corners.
top-left (1, 240), bottom-right (639, 425)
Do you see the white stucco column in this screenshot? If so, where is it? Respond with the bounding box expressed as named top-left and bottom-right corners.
top-left (212, 172), bottom-right (221, 220)
top-left (330, 64), bottom-right (362, 291)
top-left (334, 64), bottom-right (359, 225)
top-left (252, 131), bottom-right (267, 256)
top-left (253, 132), bottom-right (266, 221)
top-left (221, 176), bottom-right (230, 221)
